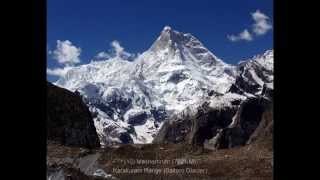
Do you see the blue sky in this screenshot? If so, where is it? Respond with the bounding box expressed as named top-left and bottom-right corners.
top-left (47, 0), bottom-right (273, 82)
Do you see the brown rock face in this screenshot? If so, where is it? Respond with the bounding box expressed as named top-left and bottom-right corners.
top-left (47, 82), bottom-right (100, 148)
top-left (247, 103), bottom-right (273, 144)
top-left (216, 98), bottom-right (271, 149)
top-left (154, 96), bottom-right (272, 150)
top-left (153, 102), bottom-right (238, 145)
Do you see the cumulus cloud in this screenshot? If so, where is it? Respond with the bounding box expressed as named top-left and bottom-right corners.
top-left (95, 40), bottom-right (135, 60)
top-left (46, 66), bottom-right (73, 77)
top-left (53, 40), bottom-right (81, 65)
top-left (227, 29), bottom-right (253, 42)
top-left (251, 10), bottom-right (272, 35)
top-left (228, 9), bottom-right (272, 42)
top-left (111, 40), bottom-right (124, 57)
top-left (95, 52), bottom-right (111, 59)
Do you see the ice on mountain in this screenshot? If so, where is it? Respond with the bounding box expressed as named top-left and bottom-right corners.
top-left (53, 26), bottom-right (273, 145)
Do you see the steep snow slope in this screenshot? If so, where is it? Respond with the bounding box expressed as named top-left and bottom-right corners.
top-left (229, 50), bottom-right (273, 95)
top-left (131, 26), bottom-right (236, 112)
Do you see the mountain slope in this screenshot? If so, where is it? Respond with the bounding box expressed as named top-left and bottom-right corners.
top-left (229, 50), bottom-right (273, 95)
top-left (47, 82), bottom-right (100, 148)
top-left (154, 50), bottom-right (273, 148)
top-left (53, 26), bottom-right (273, 146)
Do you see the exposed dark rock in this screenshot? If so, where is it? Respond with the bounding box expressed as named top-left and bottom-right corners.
top-left (154, 95), bottom-right (272, 151)
top-left (261, 83), bottom-right (273, 100)
top-left (126, 125), bottom-right (136, 135)
top-left (127, 111), bottom-right (148, 125)
top-left (167, 72), bottom-right (188, 83)
top-left (119, 132), bottom-right (133, 144)
top-left (247, 103), bottom-right (273, 144)
top-left (214, 97), bottom-right (271, 149)
top-left (47, 82), bottom-right (100, 148)
top-left (232, 74), bottom-right (261, 94)
top-left (84, 94), bottom-right (132, 122)
top-left (191, 103), bottom-right (237, 145)
top-left (230, 99), bottom-right (242, 106)
top-left (207, 90), bottom-right (215, 97)
top-left (107, 97), bottom-right (132, 116)
top-left (93, 102), bottom-right (115, 119)
top-left (150, 106), bottom-right (167, 122)
top-left (228, 84), bottom-right (244, 95)
top-left (153, 102), bottom-right (238, 145)
top-left (229, 57), bottom-right (273, 96)
top-left (203, 129), bottom-right (224, 150)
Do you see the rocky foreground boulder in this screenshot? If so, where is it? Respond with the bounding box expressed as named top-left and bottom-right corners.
top-left (47, 82), bottom-right (100, 148)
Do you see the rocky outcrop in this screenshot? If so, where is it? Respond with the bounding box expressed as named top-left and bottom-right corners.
top-left (246, 103), bottom-right (273, 144)
top-left (118, 132), bottom-right (134, 144)
top-left (154, 95), bottom-right (272, 151)
top-left (47, 82), bottom-right (100, 148)
top-left (153, 102), bottom-right (238, 145)
top-left (229, 50), bottom-right (273, 96)
top-left (213, 97), bottom-right (271, 149)
top-left (126, 111), bottom-right (148, 125)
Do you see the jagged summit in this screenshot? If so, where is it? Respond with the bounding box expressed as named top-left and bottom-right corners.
top-left (163, 25), bottom-right (172, 31)
top-left (145, 26), bottom-right (229, 74)
top-left (150, 26), bottom-right (203, 52)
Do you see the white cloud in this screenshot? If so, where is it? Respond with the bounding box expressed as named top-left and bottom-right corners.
top-left (96, 52), bottom-right (111, 59)
top-left (47, 66), bottom-right (73, 77)
top-left (53, 40), bottom-right (81, 65)
top-left (228, 9), bottom-right (272, 42)
top-left (94, 40), bottom-right (135, 60)
top-left (111, 40), bottom-right (124, 57)
top-left (227, 29), bottom-right (253, 42)
top-left (251, 10), bottom-right (272, 35)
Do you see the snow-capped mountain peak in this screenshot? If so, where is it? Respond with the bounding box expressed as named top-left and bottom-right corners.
top-left (53, 26), bottom-right (272, 146)
top-left (149, 26), bottom-right (225, 67)
top-left (150, 25), bottom-right (193, 51)
top-left (138, 26), bottom-right (236, 92)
